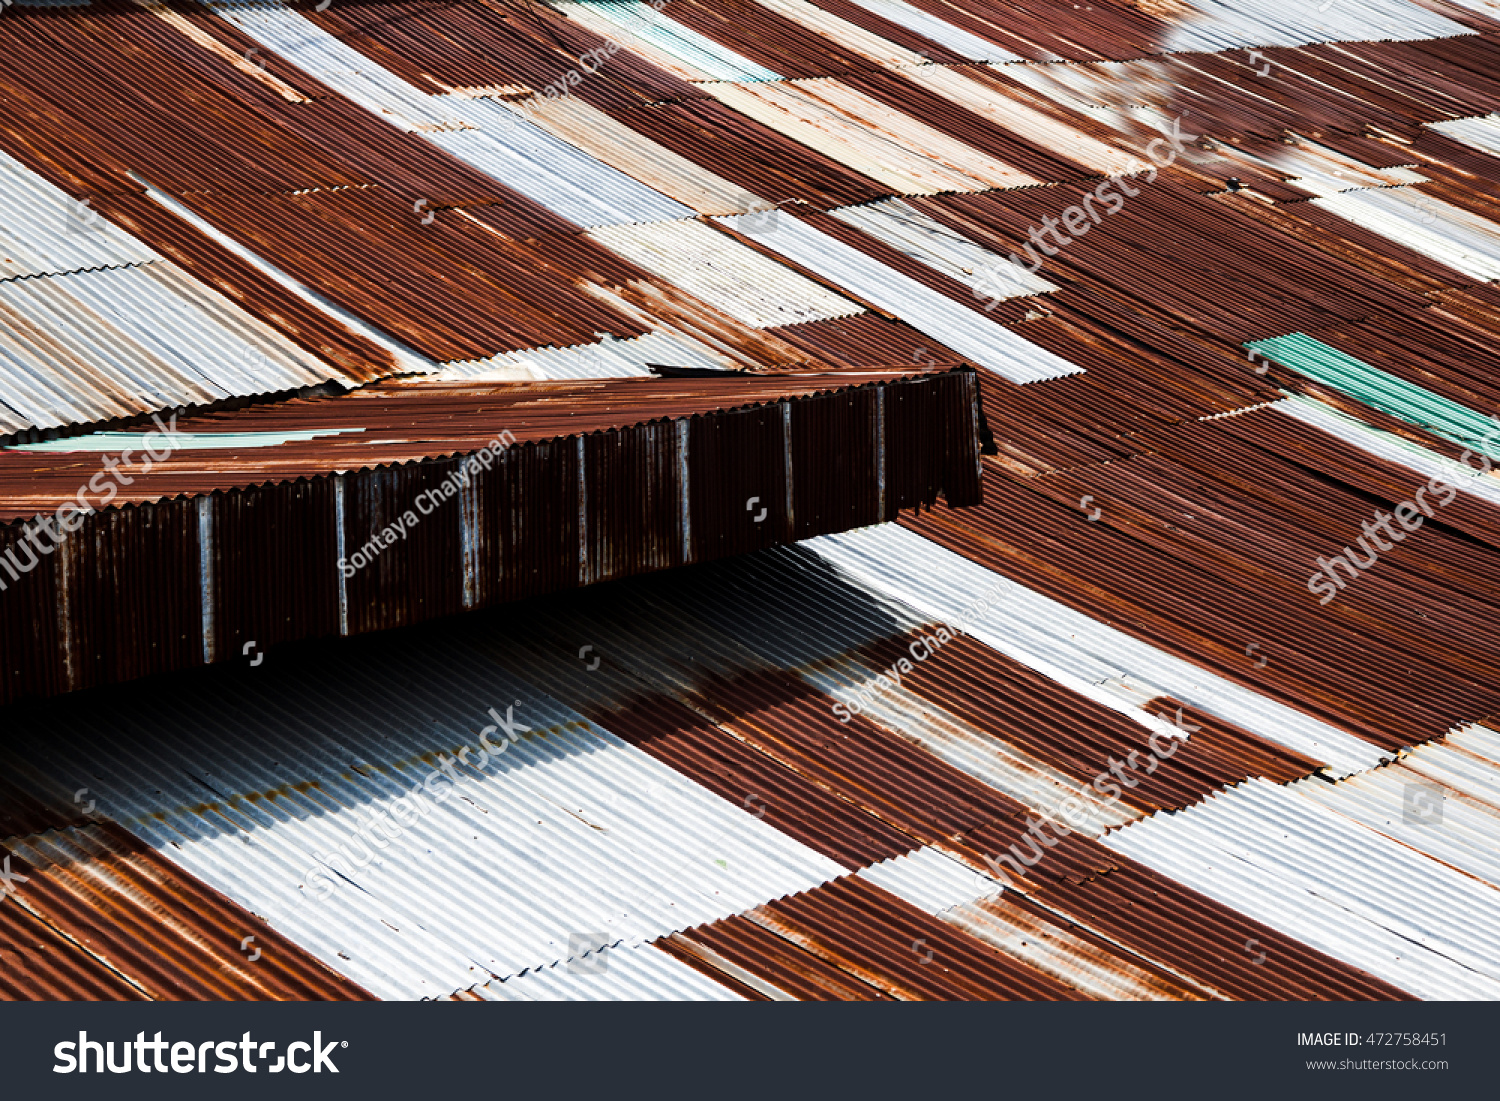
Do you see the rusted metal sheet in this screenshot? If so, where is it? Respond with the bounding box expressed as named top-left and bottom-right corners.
top-left (0, 369), bottom-right (983, 703)
top-left (900, 437), bottom-right (1500, 752)
top-left (0, 823), bottom-right (374, 1000)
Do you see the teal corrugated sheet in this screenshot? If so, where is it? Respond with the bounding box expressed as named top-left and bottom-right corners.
top-left (1247, 333), bottom-right (1500, 459)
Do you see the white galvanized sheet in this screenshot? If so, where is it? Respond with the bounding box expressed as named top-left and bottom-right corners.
top-left (1314, 187), bottom-right (1500, 282)
top-left (831, 197), bottom-right (1057, 299)
top-left (589, 219), bottom-right (863, 328)
top-left (0, 263), bottom-right (339, 430)
top-left (718, 212), bottom-right (1082, 382)
top-left (0, 151), bottom-right (160, 281)
top-left (3, 636), bottom-right (842, 1000)
top-left (461, 941), bottom-right (743, 1001)
top-left (1107, 778), bottom-right (1500, 1000)
top-left (808, 523), bottom-right (1387, 776)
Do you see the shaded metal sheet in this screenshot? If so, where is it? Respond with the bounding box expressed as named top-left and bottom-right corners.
top-left (718, 211), bottom-right (1082, 382)
top-left (457, 941), bottom-right (745, 1001)
top-left (588, 219), bottom-right (864, 328)
top-left (0, 263), bottom-right (344, 432)
top-left (830, 197), bottom-right (1057, 299)
top-left (666, 915), bottom-right (894, 999)
top-left (1106, 777), bottom-right (1500, 999)
top-left (0, 637), bottom-right (845, 1000)
top-left (0, 370), bottom-right (983, 703)
top-left (0, 150), bottom-right (159, 281)
top-left (808, 524), bottom-right (1386, 775)
top-left (704, 78), bottom-right (1039, 194)
top-left (1, 823), bottom-right (374, 1000)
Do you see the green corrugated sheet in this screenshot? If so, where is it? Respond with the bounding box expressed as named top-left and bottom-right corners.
top-left (1248, 332), bottom-right (1500, 459)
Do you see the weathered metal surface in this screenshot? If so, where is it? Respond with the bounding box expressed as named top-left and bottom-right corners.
top-left (0, 369), bottom-right (983, 703)
top-left (1107, 778), bottom-right (1500, 999)
top-left (0, 823), bottom-right (374, 1000)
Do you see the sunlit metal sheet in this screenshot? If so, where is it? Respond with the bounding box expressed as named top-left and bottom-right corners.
top-left (0, 263), bottom-right (342, 431)
top-left (1292, 724), bottom-right (1500, 891)
top-left (807, 524), bottom-right (1386, 776)
top-left (515, 96), bottom-right (763, 215)
top-left (1313, 187), bottom-right (1500, 281)
top-left (438, 330), bottom-right (734, 381)
top-left (856, 846), bottom-right (994, 914)
top-left (458, 942), bottom-right (743, 1000)
top-left (841, 0), bottom-right (1022, 61)
top-left (0, 638), bottom-right (845, 1000)
top-left (589, 219), bottom-right (863, 328)
top-left (429, 99), bottom-right (696, 227)
top-left (719, 212), bottom-right (1082, 382)
top-left (558, 1), bottom-right (782, 82)
top-left (1156, 0), bottom-right (1469, 53)
top-left (1106, 777), bottom-right (1500, 1000)
top-left (209, 0), bottom-right (473, 133)
top-left (0, 151), bottom-right (159, 281)
top-left (831, 198), bottom-right (1057, 299)
top-left (704, 78), bottom-right (1039, 194)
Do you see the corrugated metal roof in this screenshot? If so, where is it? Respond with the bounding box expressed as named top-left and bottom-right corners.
top-left (1, 823), bottom-right (375, 1000)
top-left (809, 523), bottom-right (1387, 775)
top-left (1312, 186), bottom-right (1500, 281)
top-left (0, 262), bottom-right (345, 432)
top-left (837, 0), bottom-right (1023, 62)
top-left (718, 211), bottom-right (1081, 382)
top-left (0, 150), bottom-right (159, 281)
top-left (1293, 723), bottom-right (1500, 891)
top-left (496, 95), bottom-right (766, 216)
top-left (588, 219), bottom-right (865, 327)
top-left (457, 941), bottom-right (745, 1000)
top-left (437, 330), bottom-right (734, 381)
top-left (704, 78), bottom-right (1039, 194)
top-left (830, 197), bottom-right (1058, 298)
top-left (560, 0), bottom-right (784, 82)
top-left (1107, 777), bottom-right (1500, 999)
top-left (0, 635), bottom-right (845, 1000)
